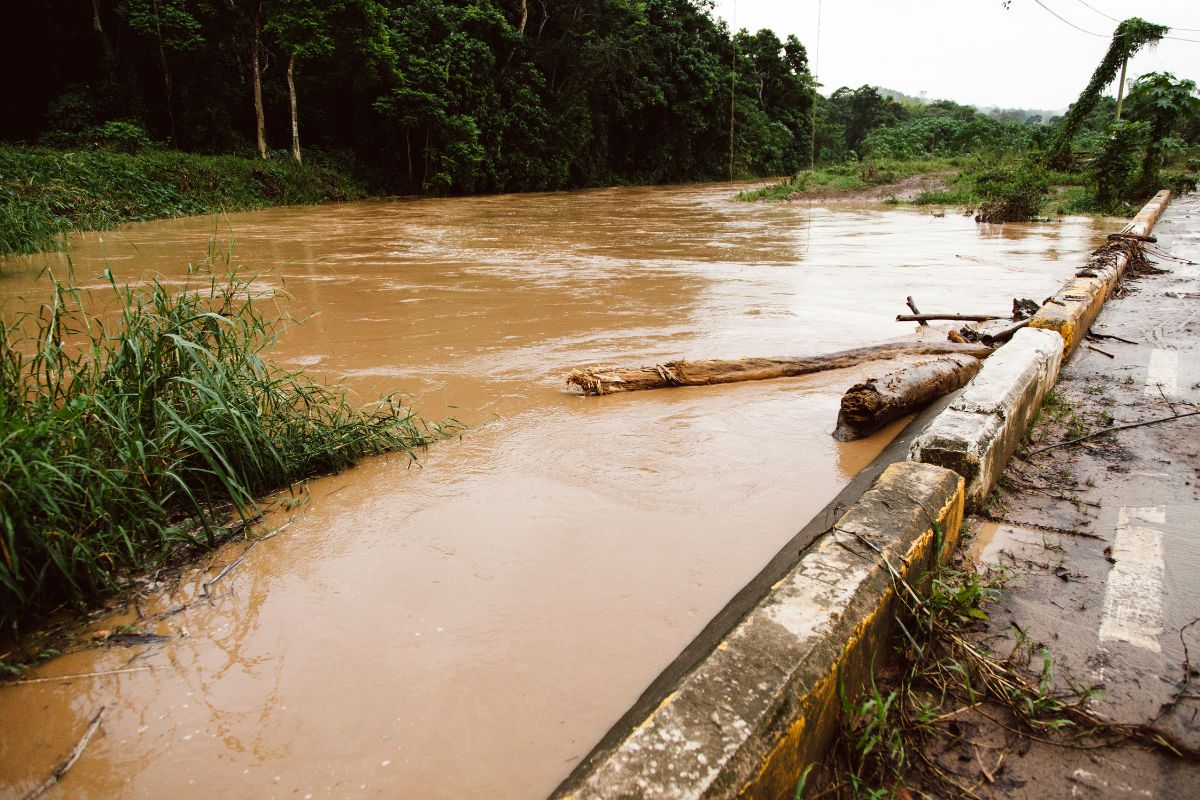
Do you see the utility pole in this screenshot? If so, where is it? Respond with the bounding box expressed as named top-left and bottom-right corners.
top-left (728, 56), bottom-right (736, 181)
top-left (809, 0), bottom-right (822, 170)
top-left (728, 0), bottom-right (737, 182)
top-left (1115, 56), bottom-right (1128, 120)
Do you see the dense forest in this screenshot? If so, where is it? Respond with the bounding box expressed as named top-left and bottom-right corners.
top-left (0, 0), bottom-right (815, 192)
top-left (1, 3), bottom-right (1197, 256)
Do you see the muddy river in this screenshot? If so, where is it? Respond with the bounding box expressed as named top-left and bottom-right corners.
top-left (0, 184), bottom-right (1112, 799)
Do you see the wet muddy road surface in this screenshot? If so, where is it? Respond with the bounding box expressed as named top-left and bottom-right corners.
top-left (0, 184), bottom-right (1114, 799)
top-left (953, 193), bottom-right (1200, 798)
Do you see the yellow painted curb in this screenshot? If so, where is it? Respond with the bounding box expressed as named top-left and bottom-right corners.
top-left (1030, 190), bottom-right (1171, 355)
top-left (739, 466), bottom-right (964, 799)
top-left (554, 462), bottom-right (964, 800)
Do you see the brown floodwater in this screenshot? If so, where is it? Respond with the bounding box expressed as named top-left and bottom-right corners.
top-left (0, 184), bottom-right (1113, 799)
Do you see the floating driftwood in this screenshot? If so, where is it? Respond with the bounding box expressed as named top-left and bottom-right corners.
top-left (20, 706), bottom-right (106, 800)
top-left (833, 354), bottom-right (983, 441)
top-left (896, 313), bottom-right (1005, 323)
top-left (905, 296), bottom-right (929, 326)
top-left (566, 341), bottom-right (993, 396)
top-left (979, 318), bottom-right (1030, 346)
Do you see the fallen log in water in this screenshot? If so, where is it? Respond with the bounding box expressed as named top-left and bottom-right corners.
top-left (832, 353), bottom-right (983, 441)
top-left (896, 313), bottom-right (1005, 323)
top-left (566, 341), bottom-right (993, 396)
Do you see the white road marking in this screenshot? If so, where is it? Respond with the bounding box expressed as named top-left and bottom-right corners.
top-left (1099, 507), bottom-right (1165, 653)
top-left (1144, 349), bottom-right (1178, 397)
top-left (1070, 768), bottom-right (1154, 797)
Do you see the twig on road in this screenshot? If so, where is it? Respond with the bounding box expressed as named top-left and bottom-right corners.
top-left (1088, 331), bottom-right (1138, 345)
top-left (1026, 410), bottom-right (1200, 456)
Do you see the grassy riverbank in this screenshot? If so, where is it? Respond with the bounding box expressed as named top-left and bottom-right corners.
top-left (0, 145), bottom-right (366, 257)
top-left (742, 155), bottom-right (1195, 220)
top-left (0, 256), bottom-right (451, 628)
top-left (736, 157), bottom-right (963, 202)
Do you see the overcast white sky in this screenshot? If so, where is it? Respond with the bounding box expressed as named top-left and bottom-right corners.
top-left (709, 0), bottom-right (1200, 112)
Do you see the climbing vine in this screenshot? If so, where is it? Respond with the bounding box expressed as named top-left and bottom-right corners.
top-left (1046, 17), bottom-right (1168, 168)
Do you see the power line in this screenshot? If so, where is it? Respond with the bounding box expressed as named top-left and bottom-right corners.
top-left (1070, 0), bottom-right (1200, 33)
top-left (1032, 0), bottom-right (1105, 38)
top-left (1031, 0), bottom-right (1200, 43)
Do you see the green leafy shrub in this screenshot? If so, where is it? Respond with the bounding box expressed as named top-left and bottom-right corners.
top-left (82, 120), bottom-right (153, 153)
top-left (1092, 120), bottom-right (1149, 205)
top-left (974, 164), bottom-right (1050, 222)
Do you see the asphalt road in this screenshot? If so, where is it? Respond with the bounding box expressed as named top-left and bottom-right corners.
top-left (934, 193), bottom-right (1200, 799)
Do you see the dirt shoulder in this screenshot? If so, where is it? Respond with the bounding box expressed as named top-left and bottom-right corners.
top-left (783, 172), bottom-right (953, 204)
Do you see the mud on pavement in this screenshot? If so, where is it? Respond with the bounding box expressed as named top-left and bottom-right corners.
top-left (911, 193), bottom-right (1200, 798)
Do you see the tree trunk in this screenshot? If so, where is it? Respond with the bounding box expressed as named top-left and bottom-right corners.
top-left (422, 127), bottom-right (430, 188)
top-left (832, 354), bottom-right (983, 441)
top-left (150, 0), bottom-right (176, 141)
top-left (566, 341), bottom-right (993, 396)
top-left (251, 1), bottom-right (268, 159)
top-left (727, 54), bottom-right (736, 181)
top-left (501, 0), bottom-right (528, 71)
top-left (91, 0), bottom-right (116, 66)
top-left (405, 128), bottom-right (413, 182)
top-left (287, 51), bottom-right (300, 164)
top-left (1115, 56), bottom-right (1128, 121)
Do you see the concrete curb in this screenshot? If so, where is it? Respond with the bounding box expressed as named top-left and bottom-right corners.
top-left (552, 463), bottom-right (964, 800)
top-left (907, 327), bottom-right (1063, 509)
top-left (909, 189), bottom-right (1171, 508)
top-left (1029, 190), bottom-right (1171, 356)
top-left (549, 191), bottom-right (1172, 800)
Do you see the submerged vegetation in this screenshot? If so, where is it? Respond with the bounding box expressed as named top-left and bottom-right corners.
top-left (0, 251), bottom-right (452, 627)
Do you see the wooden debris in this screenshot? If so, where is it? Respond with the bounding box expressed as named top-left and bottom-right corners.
top-left (980, 318), bottom-right (1030, 346)
top-left (1025, 410), bottom-right (1200, 456)
top-left (1107, 232), bottom-right (1157, 244)
top-left (3, 666), bottom-right (155, 687)
top-left (906, 296), bottom-right (929, 326)
top-left (566, 341), bottom-right (993, 396)
top-left (1011, 297), bottom-right (1040, 319)
top-left (1088, 331), bottom-right (1138, 345)
top-left (897, 313), bottom-right (1005, 323)
top-left (833, 354), bottom-right (983, 441)
top-left (20, 706), bottom-right (105, 800)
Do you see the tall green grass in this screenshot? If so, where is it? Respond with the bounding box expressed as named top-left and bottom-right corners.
top-left (0, 253), bottom-right (451, 625)
top-left (0, 145), bottom-right (366, 256)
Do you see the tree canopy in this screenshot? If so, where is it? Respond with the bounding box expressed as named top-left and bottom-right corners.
top-left (0, 0), bottom-right (815, 193)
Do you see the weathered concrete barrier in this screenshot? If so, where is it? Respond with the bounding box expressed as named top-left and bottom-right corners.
top-left (552, 191), bottom-right (1172, 800)
top-left (907, 327), bottom-right (1063, 509)
top-left (909, 189), bottom-right (1171, 508)
top-left (553, 462), bottom-right (964, 800)
top-left (1029, 190), bottom-right (1171, 355)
